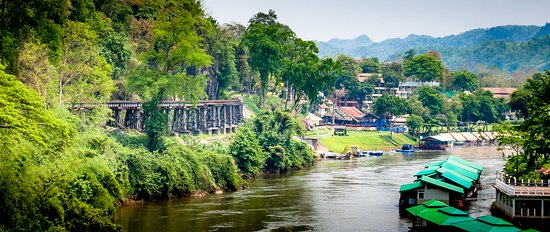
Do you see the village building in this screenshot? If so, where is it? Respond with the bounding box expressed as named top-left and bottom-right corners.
top-left (397, 81), bottom-right (440, 99)
top-left (302, 113), bottom-right (323, 130)
top-left (419, 135), bottom-right (455, 150)
top-left (322, 106), bottom-right (366, 125)
top-left (482, 87), bottom-right (517, 99)
top-left (399, 156), bottom-right (483, 208)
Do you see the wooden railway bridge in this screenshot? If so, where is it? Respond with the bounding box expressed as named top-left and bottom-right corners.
top-left (69, 100), bottom-right (244, 135)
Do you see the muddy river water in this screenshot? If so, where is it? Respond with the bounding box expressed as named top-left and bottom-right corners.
top-left (116, 147), bottom-right (506, 231)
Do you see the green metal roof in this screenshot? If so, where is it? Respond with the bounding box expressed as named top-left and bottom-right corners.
top-left (438, 206), bottom-right (469, 216)
top-left (407, 199), bottom-right (450, 216)
top-left (451, 218), bottom-right (521, 232)
top-left (415, 169), bottom-right (437, 177)
top-left (438, 168), bottom-right (474, 189)
top-left (441, 162), bottom-right (480, 180)
top-left (422, 199), bottom-right (449, 207)
top-left (421, 176), bottom-right (464, 194)
top-left (446, 159), bottom-right (480, 175)
top-left (476, 215), bottom-right (514, 226)
top-left (426, 160), bottom-right (445, 167)
top-left (407, 204), bottom-right (441, 216)
top-left (399, 181), bottom-right (423, 192)
top-left (416, 207), bottom-right (473, 225)
top-left (448, 156), bottom-right (484, 171)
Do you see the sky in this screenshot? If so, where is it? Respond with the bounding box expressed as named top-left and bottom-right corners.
top-left (202, 0), bottom-right (550, 42)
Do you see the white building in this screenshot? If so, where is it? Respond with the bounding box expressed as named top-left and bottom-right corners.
top-left (397, 81), bottom-right (440, 99)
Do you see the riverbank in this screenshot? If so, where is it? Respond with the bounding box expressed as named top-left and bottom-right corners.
top-left (306, 129), bottom-right (416, 153)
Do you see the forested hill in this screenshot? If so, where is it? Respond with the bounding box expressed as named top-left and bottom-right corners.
top-left (316, 23), bottom-right (550, 72)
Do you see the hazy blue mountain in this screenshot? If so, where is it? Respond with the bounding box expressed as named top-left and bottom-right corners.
top-left (316, 24), bottom-right (549, 72)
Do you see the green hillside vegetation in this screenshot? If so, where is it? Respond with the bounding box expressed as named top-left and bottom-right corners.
top-left (0, 1), bottom-right (318, 231)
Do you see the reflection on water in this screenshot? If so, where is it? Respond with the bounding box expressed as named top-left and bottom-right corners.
top-left (116, 147), bottom-right (506, 232)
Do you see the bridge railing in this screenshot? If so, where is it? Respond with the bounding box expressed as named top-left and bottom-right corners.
top-left (69, 100), bottom-right (242, 109)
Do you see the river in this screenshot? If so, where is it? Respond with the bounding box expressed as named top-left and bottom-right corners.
top-left (116, 147), bottom-right (506, 231)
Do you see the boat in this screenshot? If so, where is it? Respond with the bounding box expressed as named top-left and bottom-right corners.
top-left (368, 151), bottom-right (384, 156)
top-left (396, 144), bottom-right (415, 153)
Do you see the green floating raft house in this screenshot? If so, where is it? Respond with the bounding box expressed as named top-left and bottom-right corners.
top-left (407, 199), bottom-right (531, 231)
top-left (399, 156), bottom-right (483, 208)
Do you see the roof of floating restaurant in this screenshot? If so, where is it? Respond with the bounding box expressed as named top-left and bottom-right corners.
top-left (402, 156), bottom-right (482, 194)
top-left (420, 135), bottom-right (454, 142)
top-left (437, 168), bottom-right (474, 189)
top-left (399, 181), bottom-right (423, 192)
top-left (421, 176), bottom-right (464, 194)
top-left (461, 132), bottom-right (479, 141)
top-left (451, 217), bottom-right (521, 232)
top-left (449, 132), bottom-right (467, 142)
top-left (406, 200), bottom-right (522, 232)
top-left (417, 206), bottom-right (473, 226)
top-left (448, 156), bottom-right (484, 171)
top-left (438, 133), bottom-right (457, 142)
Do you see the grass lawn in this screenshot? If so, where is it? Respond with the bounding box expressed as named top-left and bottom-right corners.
top-left (310, 130), bottom-right (416, 153)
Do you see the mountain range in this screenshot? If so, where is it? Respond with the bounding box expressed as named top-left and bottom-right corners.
top-left (315, 23), bottom-right (550, 72)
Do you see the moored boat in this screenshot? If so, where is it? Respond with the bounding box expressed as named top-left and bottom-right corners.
top-left (368, 151), bottom-right (384, 156)
top-left (396, 144), bottom-right (415, 153)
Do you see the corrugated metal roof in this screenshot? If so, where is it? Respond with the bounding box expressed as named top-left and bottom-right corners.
top-left (417, 207), bottom-right (472, 225)
top-left (441, 162), bottom-right (479, 180)
top-left (451, 217), bottom-right (521, 232)
top-left (449, 132), bottom-right (467, 142)
top-left (421, 176), bottom-right (464, 194)
top-left (421, 135), bottom-right (454, 142)
top-left (406, 199), bottom-right (448, 216)
top-left (438, 133), bottom-right (457, 142)
top-left (339, 106), bottom-right (365, 119)
top-left (438, 168), bottom-right (473, 189)
top-left (426, 160), bottom-right (445, 167)
top-left (415, 169), bottom-right (437, 177)
top-left (461, 132), bottom-right (479, 141)
top-left (476, 215), bottom-right (514, 226)
top-left (448, 156), bottom-right (484, 172)
top-left (445, 159), bottom-right (481, 175)
top-left (399, 181), bottom-right (423, 192)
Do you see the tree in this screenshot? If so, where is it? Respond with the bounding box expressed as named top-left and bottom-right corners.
top-left (281, 38), bottom-right (319, 111)
top-left (360, 57), bottom-right (380, 73)
top-left (202, 19), bottom-right (238, 99)
top-left (241, 10), bottom-right (295, 106)
top-left (497, 71), bottom-right (550, 178)
top-left (373, 94), bottom-right (410, 138)
top-left (449, 70), bottom-right (479, 92)
top-left (57, 21), bottom-right (115, 107)
top-left (406, 114), bottom-right (424, 137)
top-left (229, 126), bottom-right (265, 176)
top-left (17, 41), bottom-right (58, 102)
top-left (125, 0), bottom-right (212, 151)
top-left (403, 54), bottom-right (445, 82)
top-left (416, 86), bottom-right (444, 115)
top-left (403, 49), bottom-right (416, 63)
top-left (0, 66), bottom-right (71, 156)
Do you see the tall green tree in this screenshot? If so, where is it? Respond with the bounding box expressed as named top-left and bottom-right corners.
top-left (125, 0), bottom-right (211, 151)
top-left (202, 19), bottom-right (238, 99)
top-left (416, 86), bottom-right (444, 115)
top-left (373, 93), bottom-right (410, 138)
top-left (241, 10), bottom-right (295, 106)
top-left (403, 54), bottom-right (445, 82)
top-left (57, 21), bottom-right (114, 107)
top-left (498, 71), bottom-right (550, 177)
top-left (448, 70), bottom-right (479, 92)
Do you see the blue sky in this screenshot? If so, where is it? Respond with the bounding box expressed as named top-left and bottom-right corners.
top-left (202, 0), bottom-right (550, 42)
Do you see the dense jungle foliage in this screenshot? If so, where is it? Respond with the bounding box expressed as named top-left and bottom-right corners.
top-left (0, 0), bottom-right (317, 231)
